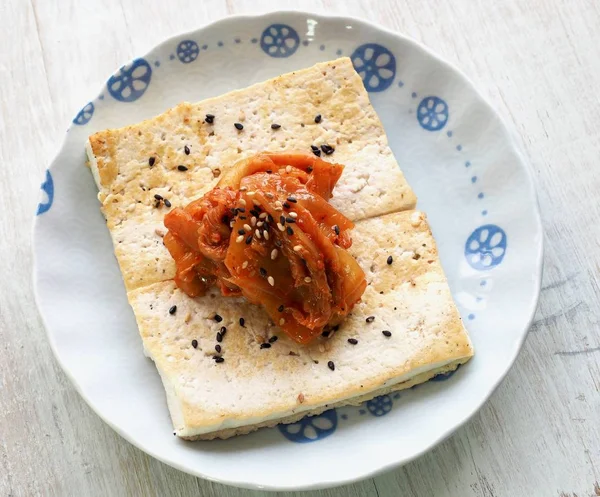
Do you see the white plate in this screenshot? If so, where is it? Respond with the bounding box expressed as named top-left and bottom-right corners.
top-left (32, 11), bottom-right (543, 491)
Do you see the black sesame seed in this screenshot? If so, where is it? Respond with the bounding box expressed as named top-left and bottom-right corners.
top-left (312, 148), bottom-right (321, 157)
top-left (214, 356), bottom-right (225, 363)
top-left (266, 169), bottom-right (273, 174)
top-left (250, 209), bottom-right (260, 217)
top-left (277, 304), bottom-right (284, 312)
top-left (236, 207), bottom-right (246, 213)
top-left (238, 229), bottom-right (246, 235)
top-left (234, 122), bottom-right (244, 130)
top-left (149, 157), bottom-right (156, 167)
top-left (154, 194), bottom-right (163, 200)
top-left (283, 202), bottom-right (291, 209)
top-left (382, 330), bottom-right (392, 337)
top-left (327, 361), bottom-right (335, 371)
top-left (311, 145), bottom-right (319, 152)
top-left (164, 199), bottom-right (172, 208)
top-left (221, 215), bottom-right (230, 225)
top-left (259, 267), bottom-right (267, 277)
top-left (275, 239), bottom-right (283, 247)
top-left (387, 255), bottom-right (393, 265)
top-left (279, 215), bottom-right (286, 225)
top-left (184, 145), bottom-right (190, 155)
top-left (307, 166), bottom-right (313, 173)
top-left (348, 338), bottom-right (358, 345)
top-left (191, 339), bottom-right (198, 348)
top-left (321, 330), bottom-right (330, 338)
top-left (366, 316), bottom-right (375, 323)
top-left (260, 343), bottom-right (271, 349)
top-left (239, 317), bottom-right (245, 327)
top-left (333, 225), bottom-right (340, 236)
top-left (216, 332), bottom-right (223, 343)
top-left (220, 326), bottom-right (227, 336)
top-left (286, 226), bottom-right (294, 235)
top-left (269, 335), bottom-right (278, 343)
top-left (287, 196), bottom-right (297, 203)
top-left (321, 144), bottom-right (335, 155)
top-left (314, 114), bottom-right (322, 123)
top-left (271, 123), bottom-right (281, 130)
top-left (168, 305), bottom-right (177, 315)
top-left (215, 344), bottom-right (221, 353)
top-left (267, 214), bottom-right (274, 223)
top-left (214, 314), bottom-right (223, 322)
top-left (205, 114), bottom-right (215, 124)
top-left (177, 165), bottom-right (188, 172)
top-left (245, 235), bottom-right (253, 245)
top-left (285, 217), bottom-right (295, 224)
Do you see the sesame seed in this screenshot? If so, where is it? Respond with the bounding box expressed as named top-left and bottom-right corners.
top-left (286, 226), bottom-right (294, 235)
top-left (234, 122), bottom-right (244, 130)
top-left (242, 260), bottom-right (249, 269)
top-left (333, 225), bottom-right (340, 235)
top-left (214, 314), bottom-right (223, 322)
top-left (382, 330), bottom-right (392, 337)
top-left (251, 216), bottom-right (257, 226)
top-left (304, 276), bottom-right (312, 283)
top-left (277, 304), bottom-right (284, 312)
top-left (215, 344), bottom-right (222, 353)
top-left (164, 199), bottom-right (171, 208)
top-left (216, 332), bottom-right (223, 342)
top-left (243, 224), bottom-right (251, 232)
top-left (236, 207), bottom-right (246, 213)
top-left (289, 211), bottom-right (298, 218)
top-left (277, 223), bottom-right (285, 231)
top-left (169, 305), bottom-right (177, 315)
top-left (177, 164), bottom-right (188, 172)
top-left (275, 200), bottom-right (283, 208)
top-left (279, 215), bottom-right (286, 225)
top-left (149, 157), bottom-right (156, 167)
top-left (287, 196), bottom-right (297, 203)
top-left (283, 202), bottom-right (291, 209)
top-left (238, 229), bottom-right (245, 235)
top-left (266, 170), bottom-right (273, 174)
top-left (255, 229), bottom-right (262, 239)
top-left (220, 326), bottom-right (227, 336)
top-left (239, 186), bottom-right (248, 192)
top-left (327, 361), bottom-right (335, 371)
top-left (311, 145), bottom-right (319, 152)
top-left (259, 212), bottom-right (268, 219)
top-left (264, 231), bottom-right (270, 240)
top-left (271, 249), bottom-right (278, 260)
top-left (275, 240), bottom-right (283, 247)
top-left (191, 339), bottom-right (198, 348)
top-left (366, 316), bottom-right (375, 323)
top-left (269, 335), bottom-right (278, 343)
top-left (279, 318), bottom-right (285, 325)
top-left (293, 245), bottom-right (302, 252)
top-left (214, 356), bottom-right (225, 363)
top-left (286, 165), bottom-right (292, 173)
top-left (257, 221), bottom-right (264, 227)
top-left (239, 317), bottom-right (245, 327)
top-left (312, 148), bottom-right (321, 157)
top-left (285, 217), bottom-right (295, 224)
top-left (314, 114), bottom-right (322, 123)
top-left (268, 276), bottom-right (275, 286)
top-left (245, 235), bottom-right (253, 245)
top-left (321, 144), bottom-right (335, 155)
top-left (184, 145), bottom-right (190, 155)
top-left (321, 330), bottom-right (330, 338)
top-left (348, 338), bottom-right (358, 345)
top-left (205, 114), bottom-right (215, 123)
top-left (239, 198), bottom-right (247, 207)
top-left (236, 235), bottom-right (244, 243)
top-left (154, 194), bottom-right (163, 200)
top-left (259, 267), bottom-right (267, 277)
top-left (247, 191), bottom-right (256, 197)
top-left (260, 343), bottom-right (272, 349)
top-left (271, 123), bottom-right (281, 130)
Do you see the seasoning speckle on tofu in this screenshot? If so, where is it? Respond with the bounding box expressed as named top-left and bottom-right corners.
top-left (327, 361), bottom-right (335, 371)
top-left (191, 339), bottom-right (198, 349)
top-left (168, 305), bottom-right (177, 315)
top-left (234, 122), bottom-right (244, 130)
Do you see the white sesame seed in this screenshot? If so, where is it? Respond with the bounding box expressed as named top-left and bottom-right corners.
top-left (264, 231), bottom-right (270, 240)
top-left (293, 245), bottom-right (302, 252)
top-left (259, 212), bottom-right (268, 219)
top-left (268, 276), bottom-right (275, 286)
top-left (277, 223), bottom-right (285, 231)
top-left (238, 198), bottom-right (247, 206)
top-left (255, 230), bottom-right (262, 239)
top-left (236, 235), bottom-right (244, 243)
top-left (243, 224), bottom-right (252, 232)
top-left (265, 192), bottom-right (274, 199)
top-left (247, 191), bottom-right (256, 196)
top-left (275, 200), bottom-right (283, 207)
top-left (289, 211), bottom-right (298, 218)
top-left (253, 199), bottom-right (260, 206)
top-left (251, 216), bottom-right (257, 226)
top-left (239, 186), bottom-right (248, 192)
top-left (286, 165), bottom-right (292, 173)
top-left (229, 221), bottom-right (234, 228)
top-left (279, 318), bottom-right (285, 325)
top-left (304, 277), bottom-right (312, 283)
top-left (242, 260), bottom-right (249, 269)
top-left (275, 206), bottom-right (283, 211)
top-left (257, 221), bottom-right (264, 227)
top-left (271, 249), bottom-right (278, 260)
top-left (154, 228), bottom-right (166, 237)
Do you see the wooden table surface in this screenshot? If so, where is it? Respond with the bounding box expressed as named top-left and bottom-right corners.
top-left (2, 1), bottom-right (599, 496)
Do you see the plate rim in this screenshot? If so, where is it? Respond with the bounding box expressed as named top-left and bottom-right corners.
top-left (32, 9), bottom-right (544, 491)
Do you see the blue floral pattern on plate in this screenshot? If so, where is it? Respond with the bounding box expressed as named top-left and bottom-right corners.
top-left (465, 225), bottom-right (507, 270)
top-left (260, 24), bottom-right (300, 58)
top-left (73, 102), bottom-right (94, 126)
top-left (107, 59), bottom-right (152, 102)
top-left (278, 409), bottom-right (337, 442)
top-left (177, 40), bottom-right (200, 63)
top-left (417, 96), bottom-right (449, 131)
top-left (350, 43), bottom-right (396, 92)
top-left (36, 170), bottom-right (54, 216)
top-left (366, 395), bottom-right (393, 416)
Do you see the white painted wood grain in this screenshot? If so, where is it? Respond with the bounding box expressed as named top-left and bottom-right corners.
top-left (1, 0), bottom-right (599, 495)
